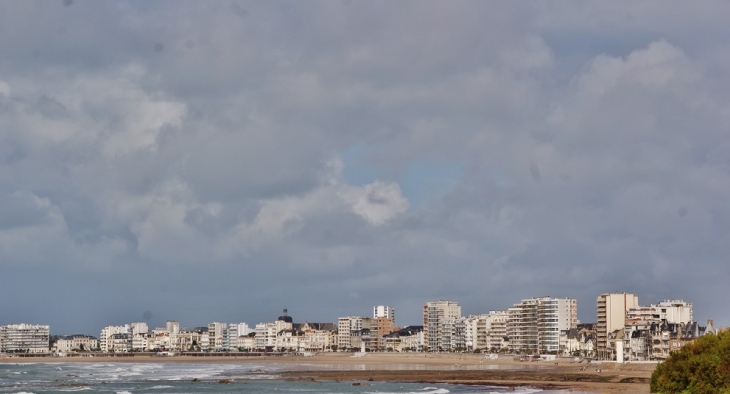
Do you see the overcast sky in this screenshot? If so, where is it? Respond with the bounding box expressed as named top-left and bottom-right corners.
top-left (1, 1), bottom-right (729, 334)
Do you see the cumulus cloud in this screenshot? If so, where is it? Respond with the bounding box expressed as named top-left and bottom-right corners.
top-left (0, 1), bottom-right (728, 332)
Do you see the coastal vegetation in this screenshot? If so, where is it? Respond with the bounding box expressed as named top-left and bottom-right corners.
top-left (650, 329), bottom-right (730, 393)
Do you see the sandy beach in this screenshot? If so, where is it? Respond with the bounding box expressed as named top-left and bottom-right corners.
top-left (0, 352), bottom-right (654, 393)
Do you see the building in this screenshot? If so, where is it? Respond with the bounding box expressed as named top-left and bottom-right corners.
top-left (299, 322), bottom-right (338, 352)
top-left (52, 334), bottom-right (98, 353)
top-left (374, 305), bottom-right (395, 323)
top-left (337, 316), bottom-right (363, 350)
top-left (507, 301), bottom-right (537, 354)
top-left (538, 297), bottom-right (578, 353)
top-left (507, 297), bottom-right (577, 354)
top-left (0, 324), bottom-right (50, 354)
top-left (100, 325), bottom-right (130, 353)
top-left (382, 326), bottom-right (423, 352)
top-left (111, 333), bottom-right (131, 352)
top-left (423, 300), bottom-right (461, 351)
top-left (208, 322), bottom-right (228, 351)
top-left (487, 310), bottom-right (509, 352)
top-left (236, 333), bottom-right (256, 351)
top-left (255, 310), bottom-right (294, 351)
top-left (596, 292), bottom-right (639, 359)
top-left (373, 317), bottom-right (396, 350)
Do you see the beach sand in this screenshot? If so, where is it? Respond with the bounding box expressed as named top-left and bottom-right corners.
top-left (0, 352), bottom-right (654, 393)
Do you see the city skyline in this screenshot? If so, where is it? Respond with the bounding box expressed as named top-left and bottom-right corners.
top-left (1, 1), bottom-right (729, 334)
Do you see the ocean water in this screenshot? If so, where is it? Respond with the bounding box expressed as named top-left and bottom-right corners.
top-left (0, 362), bottom-right (591, 394)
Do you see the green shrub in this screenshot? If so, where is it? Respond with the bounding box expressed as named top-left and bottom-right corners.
top-left (650, 330), bottom-right (730, 393)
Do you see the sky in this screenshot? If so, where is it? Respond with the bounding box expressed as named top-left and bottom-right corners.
top-left (1, 1), bottom-right (729, 335)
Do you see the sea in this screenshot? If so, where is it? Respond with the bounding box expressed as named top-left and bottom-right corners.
top-left (0, 362), bottom-right (595, 394)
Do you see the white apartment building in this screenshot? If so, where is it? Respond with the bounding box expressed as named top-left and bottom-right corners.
top-left (0, 324), bottom-right (50, 354)
top-left (230, 323), bottom-right (251, 337)
top-left (654, 300), bottom-right (693, 324)
top-left (111, 333), bottom-right (130, 352)
top-left (507, 297), bottom-right (577, 354)
top-left (423, 300), bottom-right (461, 351)
top-left (100, 325), bottom-right (130, 353)
top-left (465, 312), bottom-right (510, 352)
top-left (487, 310), bottom-right (509, 352)
top-left (596, 292), bottom-right (639, 359)
top-left (165, 321), bottom-right (180, 350)
top-left (507, 302), bottom-right (537, 354)
top-left (626, 300), bottom-right (693, 326)
top-left (132, 333), bottom-right (150, 351)
top-left (208, 322), bottom-right (228, 351)
top-left (255, 319), bottom-right (292, 350)
top-left (464, 315), bottom-right (489, 351)
top-left (130, 322), bottom-right (148, 335)
top-left (538, 297), bottom-right (578, 353)
top-left (374, 305), bottom-right (395, 323)
top-left (337, 316), bottom-right (363, 350)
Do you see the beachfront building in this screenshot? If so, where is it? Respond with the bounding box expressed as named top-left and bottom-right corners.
top-left (373, 317), bottom-right (396, 350)
top-left (507, 301), bottom-right (537, 354)
top-left (296, 322), bottom-right (337, 352)
top-left (111, 333), bottom-right (131, 352)
top-left (255, 311), bottom-right (294, 351)
top-left (166, 320), bottom-right (180, 350)
top-left (178, 327), bottom-right (207, 351)
top-left (596, 292), bottom-right (639, 360)
top-left (382, 326), bottom-right (423, 352)
top-left (208, 322), bottom-right (228, 351)
top-left (538, 297), bottom-right (578, 353)
top-left (52, 334), bottom-right (99, 353)
top-left (465, 311), bottom-right (508, 352)
top-left (0, 324), bottom-right (50, 353)
top-left (423, 300), bottom-right (461, 351)
top-left (337, 316), bottom-right (364, 351)
top-left (487, 310), bottom-right (509, 352)
top-left (507, 297), bottom-right (577, 354)
top-left (100, 325), bottom-right (130, 353)
top-left (276, 329), bottom-right (304, 352)
top-left (623, 299), bottom-right (703, 361)
top-left (465, 314), bottom-right (490, 351)
top-left (236, 333), bottom-right (256, 351)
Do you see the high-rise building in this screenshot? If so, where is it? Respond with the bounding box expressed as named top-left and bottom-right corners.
top-left (423, 300), bottom-right (461, 351)
top-left (0, 324), bottom-right (50, 353)
top-left (100, 325), bottom-right (130, 353)
top-left (487, 310), bottom-right (509, 351)
top-left (507, 297), bottom-right (577, 354)
top-left (208, 322), bottom-right (228, 351)
top-left (596, 292), bottom-right (639, 359)
top-left (373, 305), bottom-right (395, 323)
top-left (337, 316), bottom-right (363, 350)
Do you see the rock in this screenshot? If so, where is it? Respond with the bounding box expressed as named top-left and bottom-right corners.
top-left (352, 382), bottom-right (361, 386)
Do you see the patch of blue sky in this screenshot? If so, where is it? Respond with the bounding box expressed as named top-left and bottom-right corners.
top-left (398, 161), bottom-right (463, 207)
top-left (341, 144), bottom-right (463, 208)
top-left (341, 144), bottom-right (378, 186)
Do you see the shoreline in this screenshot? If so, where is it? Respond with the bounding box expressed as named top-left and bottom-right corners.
top-left (0, 352), bottom-right (654, 393)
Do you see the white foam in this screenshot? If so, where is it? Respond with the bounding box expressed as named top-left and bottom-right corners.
top-left (366, 389), bottom-right (449, 394)
top-left (150, 385), bottom-right (173, 389)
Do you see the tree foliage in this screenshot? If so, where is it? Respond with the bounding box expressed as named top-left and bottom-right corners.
top-left (651, 330), bottom-right (730, 393)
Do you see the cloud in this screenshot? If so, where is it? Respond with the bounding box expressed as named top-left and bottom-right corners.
top-left (0, 2), bottom-right (728, 333)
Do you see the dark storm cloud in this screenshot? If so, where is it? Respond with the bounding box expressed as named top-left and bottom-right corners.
top-left (0, 1), bottom-right (728, 333)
